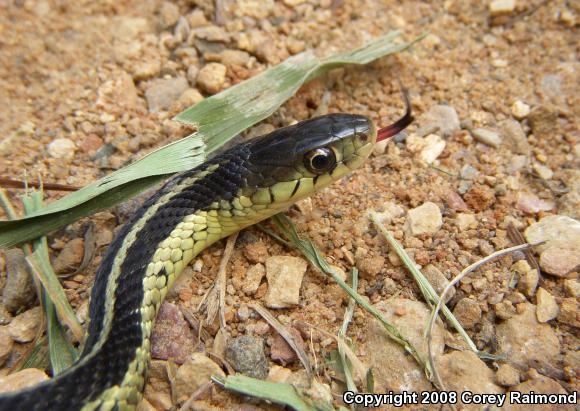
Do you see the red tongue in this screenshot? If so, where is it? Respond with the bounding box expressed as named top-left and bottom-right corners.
top-left (376, 86), bottom-right (414, 142)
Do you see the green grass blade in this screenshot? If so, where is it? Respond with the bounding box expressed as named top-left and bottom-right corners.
top-left (0, 31), bottom-right (422, 249)
top-left (212, 375), bottom-right (316, 411)
top-left (43, 291), bottom-right (78, 374)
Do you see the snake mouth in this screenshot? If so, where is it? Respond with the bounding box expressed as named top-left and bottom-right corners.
top-left (376, 86), bottom-right (414, 142)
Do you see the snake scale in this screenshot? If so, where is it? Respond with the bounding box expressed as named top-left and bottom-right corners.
top-left (0, 96), bottom-right (412, 410)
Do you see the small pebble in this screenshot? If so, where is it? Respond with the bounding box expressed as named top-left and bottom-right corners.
top-left (405, 202), bottom-right (442, 236)
top-left (532, 163), bottom-right (553, 180)
top-left (535, 288), bottom-right (559, 323)
top-left (471, 128), bottom-right (502, 148)
top-left (455, 213), bottom-right (477, 231)
top-left (159, 1), bottom-right (180, 28)
top-left (0, 369), bottom-right (49, 394)
top-left (563, 279), bottom-right (580, 298)
top-left (417, 105), bottom-right (460, 137)
top-left (489, 0), bottom-right (516, 16)
top-left (225, 335), bottom-right (269, 379)
top-left (173, 353), bottom-right (224, 402)
top-left (242, 263), bottom-right (265, 295)
top-left (0, 327), bottom-right (13, 366)
top-left (511, 100), bottom-right (530, 119)
top-left (47, 138), bottom-right (76, 160)
top-left (196, 63), bottom-right (227, 94)
top-left (265, 256), bottom-right (307, 308)
top-left (495, 364), bottom-right (520, 387)
top-left (145, 77), bottom-right (189, 113)
top-left (8, 306), bottom-right (42, 343)
top-left (452, 298), bottom-right (482, 329)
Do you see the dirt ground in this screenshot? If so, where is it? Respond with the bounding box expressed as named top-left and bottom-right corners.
top-left (0, 0), bottom-right (578, 410)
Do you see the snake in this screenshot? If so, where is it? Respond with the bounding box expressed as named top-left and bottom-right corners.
top-left (0, 95), bottom-right (412, 411)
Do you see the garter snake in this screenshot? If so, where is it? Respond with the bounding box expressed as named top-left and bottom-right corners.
top-left (0, 98), bottom-right (412, 410)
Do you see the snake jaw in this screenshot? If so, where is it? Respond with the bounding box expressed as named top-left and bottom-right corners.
top-left (376, 86), bottom-right (414, 142)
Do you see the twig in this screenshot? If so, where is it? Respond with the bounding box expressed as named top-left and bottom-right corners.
top-left (250, 303), bottom-right (312, 380)
top-left (426, 242), bottom-right (542, 393)
top-left (178, 381), bottom-right (213, 411)
top-left (507, 222), bottom-right (540, 273)
top-left (218, 233), bottom-right (238, 330)
top-left (0, 177), bottom-right (80, 192)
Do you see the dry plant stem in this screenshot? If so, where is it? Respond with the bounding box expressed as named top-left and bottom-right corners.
top-left (0, 187), bottom-right (18, 219)
top-left (178, 381), bottom-right (213, 411)
top-left (218, 232), bottom-right (238, 330)
top-left (369, 211), bottom-right (478, 353)
top-left (426, 242), bottom-right (540, 394)
top-left (250, 303), bottom-right (313, 379)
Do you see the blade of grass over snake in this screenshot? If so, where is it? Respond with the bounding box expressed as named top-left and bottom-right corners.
top-left (0, 31), bottom-right (422, 248)
top-left (269, 214), bottom-right (431, 379)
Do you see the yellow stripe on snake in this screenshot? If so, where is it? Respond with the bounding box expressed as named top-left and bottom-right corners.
top-left (0, 104), bottom-right (413, 410)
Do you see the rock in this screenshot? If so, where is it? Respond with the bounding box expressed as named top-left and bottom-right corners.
top-left (503, 374), bottom-right (573, 411)
top-left (193, 25), bottom-right (230, 42)
top-left (96, 71), bottom-right (140, 111)
top-left (8, 306), bottom-right (42, 343)
top-left (563, 279), bottom-right (580, 298)
top-left (535, 288), bottom-right (559, 323)
top-left (145, 77), bottom-right (189, 113)
top-left (52, 238), bottom-right (84, 274)
top-left (373, 202), bottom-right (405, 225)
top-left (511, 100), bottom-right (531, 119)
top-left (460, 164), bottom-right (479, 180)
top-left (0, 368), bottom-right (49, 394)
top-left (539, 247), bottom-right (580, 277)
top-left (406, 133), bottom-right (446, 164)
top-left (186, 65), bottom-right (199, 85)
top-left (464, 185), bottom-right (495, 211)
top-left (495, 300), bottom-right (516, 319)
top-left (447, 191), bottom-right (468, 211)
top-left (151, 302), bottom-right (196, 364)
top-left (145, 389), bottom-right (172, 411)
top-left (438, 351), bottom-right (503, 409)
top-left (243, 241), bottom-right (268, 263)
top-left (0, 327), bottom-right (13, 366)
top-left (500, 119), bottom-right (531, 156)
top-left (417, 105), bottom-right (460, 137)
top-left (423, 264), bottom-right (455, 302)
top-left (525, 215), bottom-right (580, 253)
top-left (356, 255), bottom-right (385, 279)
top-left (173, 353), bottom-right (224, 402)
top-left (532, 163), bottom-right (553, 180)
top-left (267, 365), bottom-right (292, 383)
top-left (455, 213), bottom-right (477, 231)
top-left (3, 249), bottom-right (36, 313)
top-left (177, 88), bottom-right (204, 108)
top-left (496, 302), bottom-right (560, 372)
top-left (47, 138), bottom-right (76, 160)
top-left (361, 299), bottom-right (445, 392)
top-left (528, 105), bottom-right (558, 139)
top-left (558, 297), bottom-right (579, 328)
top-left (242, 263), bottom-right (265, 295)
top-left (264, 256), bottom-right (307, 308)
top-left (137, 398), bottom-right (156, 411)
top-left (453, 298), bottom-right (482, 329)
top-left (471, 128), bottom-right (502, 148)
top-left (558, 191), bottom-right (580, 219)
top-left (517, 268), bottom-right (539, 298)
top-left (159, 1), bottom-right (179, 28)
top-left (270, 327), bottom-right (304, 365)
top-left (196, 63), bottom-right (227, 94)
top-left (217, 49), bottom-right (251, 67)
top-left (405, 202), bottom-right (442, 236)
top-left (489, 0), bottom-right (516, 16)
top-left (495, 364), bottom-right (520, 387)
top-left (516, 192), bottom-right (555, 214)
top-left (225, 335), bottom-right (268, 379)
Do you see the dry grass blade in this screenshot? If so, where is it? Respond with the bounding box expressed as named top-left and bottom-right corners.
top-left (250, 303), bottom-right (313, 380)
top-left (426, 242), bottom-right (541, 393)
top-left (507, 222), bottom-right (541, 273)
top-left (369, 211), bottom-right (478, 353)
top-left (218, 233), bottom-right (238, 330)
top-left (337, 268), bottom-right (358, 396)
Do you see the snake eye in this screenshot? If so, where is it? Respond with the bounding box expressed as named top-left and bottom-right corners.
top-left (304, 147), bottom-right (336, 174)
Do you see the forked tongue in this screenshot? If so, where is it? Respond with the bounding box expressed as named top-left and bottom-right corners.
top-left (376, 86), bottom-right (414, 142)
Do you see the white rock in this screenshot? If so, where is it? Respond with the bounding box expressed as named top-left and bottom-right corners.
top-left (511, 100), bottom-right (530, 119)
top-left (564, 279), bottom-right (580, 298)
top-left (490, 0), bottom-right (516, 16)
top-left (373, 202), bottom-right (405, 224)
top-left (536, 288), bottom-right (559, 323)
top-left (47, 138), bottom-right (76, 160)
top-left (242, 263), bottom-right (265, 295)
top-left (265, 256), bottom-right (307, 308)
top-left (524, 215), bottom-right (580, 254)
top-left (471, 128), bottom-right (502, 148)
top-left (418, 105), bottom-right (460, 136)
top-left (145, 77), bottom-right (189, 113)
top-left (405, 202), bottom-right (442, 236)
top-left (407, 133), bottom-right (446, 164)
top-left (0, 368), bottom-right (49, 394)
top-left (456, 213), bottom-right (477, 231)
top-left (532, 163), bottom-right (553, 180)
